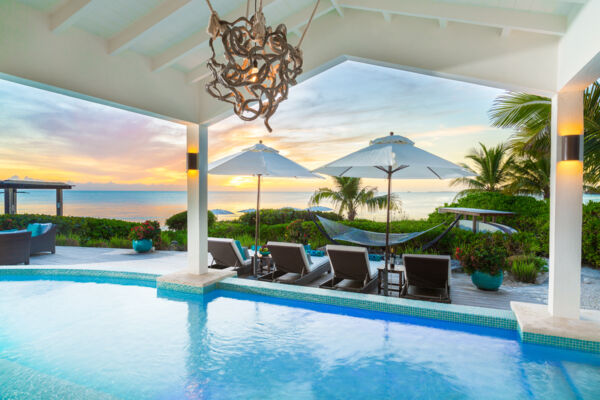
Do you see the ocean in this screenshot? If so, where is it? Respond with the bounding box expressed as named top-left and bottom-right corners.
top-left (4, 190), bottom-right (600, 225)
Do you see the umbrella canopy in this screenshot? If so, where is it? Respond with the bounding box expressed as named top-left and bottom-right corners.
top-left (208, 141), bottom-right (322, 275)
top-left (209, 142), bottom-right (320, 178)
top-left (210, 208), bottom-right (234, 215)
top-left (238, 208), bottom-right (256, 213)
top-left (306, 206), bottom-right (333, 212)
top-left (313, 134), bottom-right (472, 179)
top-left (280, 207), bottom-right (302, 211)
top-left (313, 132), bottom-right (473, 296)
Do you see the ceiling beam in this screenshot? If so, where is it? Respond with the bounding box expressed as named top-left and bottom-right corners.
top-left (108, 0), bottom-right (193, 55)
top-left (330, 0), bottom-right (344, 17)
top-left (49, 0), bottom-right (94, 33)
top-left (151, 0), bottom-right (279, 73)
top-left (338, 0), bottom-right (567, 36)
top-left (186, 64), bottom-right (211, 84)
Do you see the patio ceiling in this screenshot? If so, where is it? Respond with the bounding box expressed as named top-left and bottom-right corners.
top-left (17, 0), bottom-right (587, 81)
top-left (1, 0), bottom-right (598, 124)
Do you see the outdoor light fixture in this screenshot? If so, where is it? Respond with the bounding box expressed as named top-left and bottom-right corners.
top-left (187, 152), bottom-right (198, 171)
top-left (203, 0), bottom-right (320, 132)
top-left (560, 135), bottom-right (583, 161)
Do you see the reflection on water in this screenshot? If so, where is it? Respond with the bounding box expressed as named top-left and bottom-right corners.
top-left (5, 190), bottom-right (600, 224)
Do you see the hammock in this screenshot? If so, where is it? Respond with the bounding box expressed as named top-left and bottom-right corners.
top-left (314, 215), bottom-right (443, 247)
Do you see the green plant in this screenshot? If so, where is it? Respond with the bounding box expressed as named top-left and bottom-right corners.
top-left (510, 260), bottom-right (538, 283)
top-left (55, 234), bottom-right (80, 247)
top-left (310, 176), bottom-right (399, 221)
top-left (455, 233), bottom-right (509, 276)
top-left (285, 219), bottom-right (310, 244)
top-left (232, 233), bottom-right (255, 247)
top-left (128, 220), bottom-right (162, 244)
top-left (85, 239), bottom-right (109, 248)
top-left (236, 209), bottom-right (341, 226)
top-left (109, 236), bottom-right (130, 249)
top-left (451, 143), bottom-right (514, 197)
top-left (166, 210), bottom-right (215, 231)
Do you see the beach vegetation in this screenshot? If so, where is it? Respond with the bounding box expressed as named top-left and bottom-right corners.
top-left (310, 177), bottom-right (400, 221)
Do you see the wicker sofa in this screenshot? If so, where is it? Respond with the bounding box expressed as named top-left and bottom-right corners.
top-left (0, 230), bottom-right (31, 265)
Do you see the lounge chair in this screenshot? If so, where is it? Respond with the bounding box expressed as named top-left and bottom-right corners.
top-left (0, 230), bottom-right (31, 265)
top-left (207, 238), bottom-right (252, 274)
top-left (400, 254), bottom-right (451, 303)
top-left (30, 223), bottom-right (56, 255)
top-left (258, 242), bottom-right (330, 285)
top-left (320, 245), bottom-right (382, 293)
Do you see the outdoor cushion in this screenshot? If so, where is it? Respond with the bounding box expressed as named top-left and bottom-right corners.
top-left (0, 229), bottom-right (19, 234)
top-left (38, 223), bottom-right (53, 235)
top-left (26, 223), bottom-right (42, 237)
top-left (235, 240), bottom-right (247, 260)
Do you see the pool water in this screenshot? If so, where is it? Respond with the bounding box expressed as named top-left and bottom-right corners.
top-left (1, 276), bottom-right (599, 399)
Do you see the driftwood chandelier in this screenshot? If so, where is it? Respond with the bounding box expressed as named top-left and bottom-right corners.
top-left (204, 0), bottom-right (320, 132)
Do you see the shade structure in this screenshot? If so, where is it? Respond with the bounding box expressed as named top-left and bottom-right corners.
top-left (313, 132), bottom-right (473, 296)
top-left (238, 208), bottom-right (256, 213)
top-left (210, 209), bottom-right (234, 215)
top-left (208, 141), bottom-right (322, 275)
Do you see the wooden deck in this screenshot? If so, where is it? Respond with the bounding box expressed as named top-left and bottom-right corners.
top-left (245, 269), bottom-right (548, 311)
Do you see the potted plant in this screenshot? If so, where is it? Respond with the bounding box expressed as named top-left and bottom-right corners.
top-left (259, 246), bottom-right (270, 256)
top-left (129, 220), bottom-right (161, 253)
top-left (455, 234), bottom-right (508, 291)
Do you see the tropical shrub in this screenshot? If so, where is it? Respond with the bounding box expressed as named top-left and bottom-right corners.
top-left (165, 210), bottom-right (215, 231)
top-left (284, 219), bottom-right (311, 244)
top-left (510, 259), bottom-right (538, 283)
top-left (55, 234), bottom-right (80, 247)
top-left (128, 221), bottom-right (162, 245)
top-left (454, 233), bottom-right (509, 276)
top-left (237, 209), bottom-right (341, 226)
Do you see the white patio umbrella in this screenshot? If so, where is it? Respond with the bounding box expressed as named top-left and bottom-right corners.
top-left (313, 132), bottom-right (473, 295)
top-left (210, 208), bottom-right (234, 215)
top-left (208, 141), bottom-right (322, 275)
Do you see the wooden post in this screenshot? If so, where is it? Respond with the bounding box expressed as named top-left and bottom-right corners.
top-left (472, 216), bottom-right (477, 233)
top-left (56, 188), bottom-right (63, 216)
top-left (3, 189), bottom-right (9, 214)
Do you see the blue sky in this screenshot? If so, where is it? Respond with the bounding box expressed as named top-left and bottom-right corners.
top-left (0, 60), bottom-right (513, 192)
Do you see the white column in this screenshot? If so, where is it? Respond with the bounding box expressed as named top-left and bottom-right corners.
top-left (186, 123), bottom-right (209, 274)
top-left (548, 90), bottom-right (584, 318)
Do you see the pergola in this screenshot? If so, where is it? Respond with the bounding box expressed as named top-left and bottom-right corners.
top-left (1, 0), bottom-right (599, 333)
top-left (1, 179), bottom-right (73, 216)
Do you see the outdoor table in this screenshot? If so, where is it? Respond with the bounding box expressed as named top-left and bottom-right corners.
top-left (378, 263), bottom-right (405, 297)
top-left (438, 207), bottom-right (515, 233)
top-left (257, 253), bottom-right (274, 275)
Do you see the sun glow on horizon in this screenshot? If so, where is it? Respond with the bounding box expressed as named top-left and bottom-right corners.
top-left (1, 61), bottom-right (512, 192)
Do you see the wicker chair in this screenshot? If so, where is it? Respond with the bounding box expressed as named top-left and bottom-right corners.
top-left (0, 230), bottom-right (31, 265)
top-left (30, 224), bottom-right (56, 255)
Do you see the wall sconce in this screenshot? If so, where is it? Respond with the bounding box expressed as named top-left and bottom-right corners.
top-left (560, 135), bottom-right (583, 161)
top-left (187, 152), bottom-right (198, 170)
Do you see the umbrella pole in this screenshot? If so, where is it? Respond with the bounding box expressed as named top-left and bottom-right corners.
top-left (384, 168), bottom-right (392, 296)
top-left (254, 174), bottom-right (261, 276)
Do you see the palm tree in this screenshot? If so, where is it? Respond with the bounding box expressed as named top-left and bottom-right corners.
top-left (506, 155), bottom-right (551, 199)
top-left (309, 177), bottom-right (399, 221)
top-left (488, 82), bottom-right (600, 187)
top-left (451, 143), bottom-right (514, 197)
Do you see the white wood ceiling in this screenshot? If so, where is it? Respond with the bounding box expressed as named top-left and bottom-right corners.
top-left (17, 0), bottom-right (588, 82)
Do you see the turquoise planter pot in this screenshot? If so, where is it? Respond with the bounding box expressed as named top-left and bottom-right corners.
top-left (471, 270), bottom-right (503, 291)
top-left (132, 239), bottom-right (153, 253)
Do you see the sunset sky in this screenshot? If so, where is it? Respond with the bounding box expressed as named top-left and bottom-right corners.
top-left (0, 60), bottom-right (513, 193)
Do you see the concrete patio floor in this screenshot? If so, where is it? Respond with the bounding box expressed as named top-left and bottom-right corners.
top-left (2, 246), bottom-right (599, 311)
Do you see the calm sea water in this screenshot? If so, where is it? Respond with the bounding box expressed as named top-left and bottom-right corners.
top-left (3, 190), bottom-right (600, 224)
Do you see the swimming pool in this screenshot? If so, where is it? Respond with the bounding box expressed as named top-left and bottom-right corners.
top-left (1, 275), bottom-right (599, 399)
